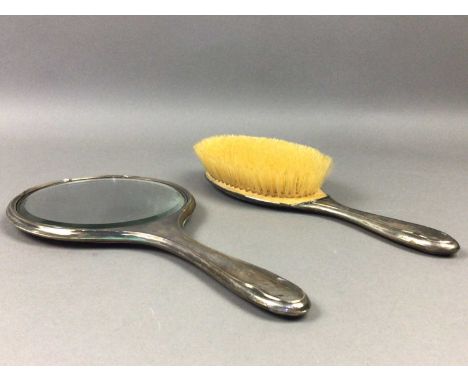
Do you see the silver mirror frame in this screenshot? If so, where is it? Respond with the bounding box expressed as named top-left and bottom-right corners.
top-left (6, 175), bottom-right (195, 243)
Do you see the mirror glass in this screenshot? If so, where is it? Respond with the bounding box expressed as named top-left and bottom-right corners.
top-left (18, 178), bottom-right (186, 227)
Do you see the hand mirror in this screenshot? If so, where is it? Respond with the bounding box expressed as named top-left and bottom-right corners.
top-left (6, 175), bottom-right (310, 317)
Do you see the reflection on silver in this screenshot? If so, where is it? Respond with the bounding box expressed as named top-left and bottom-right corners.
top-left (208, 178), bottom-right (460, 256)
top-left (6, 175), bottom-right (310, 317)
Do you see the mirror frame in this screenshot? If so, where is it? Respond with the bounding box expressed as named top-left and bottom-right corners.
top-left (6, 175), bottom-right (196, 243)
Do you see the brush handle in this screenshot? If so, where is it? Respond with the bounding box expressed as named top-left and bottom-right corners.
top-left (144, 228), bottom-right (310, 317)
top-left (297, 197), bottom-right (459, 256)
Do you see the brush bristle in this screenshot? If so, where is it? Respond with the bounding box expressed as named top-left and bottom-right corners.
top-left (194, 135), bottom-right (332, 201)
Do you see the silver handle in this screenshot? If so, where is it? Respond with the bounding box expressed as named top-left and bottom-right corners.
top-left (297, 197), bottom-right (459, 256)
top-left (144, 228), bottom-right (310, 316)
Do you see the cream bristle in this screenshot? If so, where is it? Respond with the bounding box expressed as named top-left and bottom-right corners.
top-left (194, 135), bottom-right (332, 201)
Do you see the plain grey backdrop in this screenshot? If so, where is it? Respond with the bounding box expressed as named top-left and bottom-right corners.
top-left (1, 16), bottom-right (467, 365)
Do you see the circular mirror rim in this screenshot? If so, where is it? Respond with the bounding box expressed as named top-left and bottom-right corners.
top-left (6, 175), bottom-right (195, 241)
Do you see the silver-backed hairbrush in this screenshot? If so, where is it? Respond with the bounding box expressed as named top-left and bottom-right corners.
top-left (194, 135), bottom-right (459, 256)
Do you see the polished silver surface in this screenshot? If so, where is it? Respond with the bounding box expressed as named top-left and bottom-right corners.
top-left (6, 175), bottom-right (310, 317)
top-left (209, 179), bottom-right (460, 256)
top-left (298, 197), bottom-right (460, 256)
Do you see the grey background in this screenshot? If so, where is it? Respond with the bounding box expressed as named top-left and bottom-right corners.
top-left (1, 16), bottom-right (467, 365)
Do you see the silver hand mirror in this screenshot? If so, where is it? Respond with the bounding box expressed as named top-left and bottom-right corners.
top-left (6, 175), bottom-right (310, 317)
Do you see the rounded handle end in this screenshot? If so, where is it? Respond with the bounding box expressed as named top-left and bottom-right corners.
top-left (420, 233), bottom-right (460, 256)
top-left (394, 226), bottom-right (460, 256)
top-left (251, 276), bottom-right (311, 317)
top-left (268, 292), bottom-right (311, 317)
